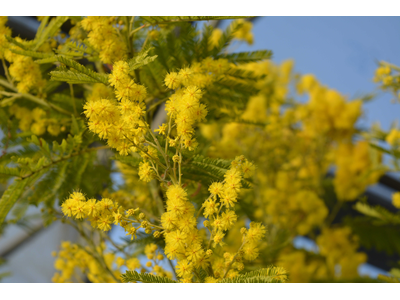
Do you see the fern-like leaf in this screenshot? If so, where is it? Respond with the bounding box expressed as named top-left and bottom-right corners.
top-left (34, 16), bottom-right (69, 51)
top-left (218, 50), bottom-right (273, 64)
top-left (354, 202), bottom-right (400, 225)
top-left (52, 56), bottom-right (108, 85)
top-left (0, 173), bottom-right (42, 225)
top-left (35, 56), bottom-right (59, 64)
top-left (5, 35), bottom-right (33, 50)
top-left (183, 155), bottom-right (253, 188)
top-left (7, 48), bottom-right (54, 59)
top-left (0, 166), bottom-right (20, 177)
top-left (121, 271), bottom-right (177, 283)
top-left (219, 266), bottom-right (288, 283)
top-left (128, 47), bottom-right (158, 71)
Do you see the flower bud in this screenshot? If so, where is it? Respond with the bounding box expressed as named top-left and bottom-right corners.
top-left (141, 220), bottom-right (148, 228)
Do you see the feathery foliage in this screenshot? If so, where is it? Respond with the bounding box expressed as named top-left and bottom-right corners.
top-left (121, 271), bottom-right (177, 283)
top-left (219, 266), bottom-right (288, 283)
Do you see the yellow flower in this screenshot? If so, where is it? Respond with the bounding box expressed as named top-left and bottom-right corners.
top-left (386, 128), bottom-right (400, 146)
top-left (392, 192), bottom-right (400, 208)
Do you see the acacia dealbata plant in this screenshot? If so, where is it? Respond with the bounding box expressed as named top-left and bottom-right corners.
top-left (0, 16), bottom-right (399, 283)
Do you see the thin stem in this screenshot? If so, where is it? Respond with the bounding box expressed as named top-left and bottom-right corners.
top-left (69, 83), bottom-right (77, 116)
top-left (67, 220), bottom-right (119, 282)
top-left (0, 79), bottom-right (72, 116)
top-left (145, 125), bottom-right (178, 184)
top-left (149, 180), bottom-right (165, 217)
top-left (124, 16), bottom-right (133, 57)
top-left (20, 146), bottom-right (109, 180)
top-left (1, 58), bottom-right (13, 85)
top-left (222, 239), bottom-right (247, 279)
top-left (325, 201), bottom-right (343, 227)
top-left (101, 231), bottom-right (130, 257)
top-left (0, 78), bottom-right (17, 91)
top-left (178, 146), bottom-right (182, 186)
top-left (165, 117), bottom-right (172, 155)
top-left (147, 97), bottom-right (168, 114)
top-left (167, 258), bottom-right (177, 280)
top-left (129, 24), bottom-right (145, 38)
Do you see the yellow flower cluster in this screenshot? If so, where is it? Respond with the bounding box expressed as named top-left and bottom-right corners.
top-left (297, 74), bottom-right (362, 140)
top-left (278, 251), bottom-right (329, 283)
top-left (316, 227), bottom-right (367, 279)
top-left (52, 241), bottom-right (120, 283)
top-left (0, 17), bottom-right (11, 59)
top-left (164, 61), bottom-right (232, 150)
top-left (231, 19), bottom-right (254, 45)
top-left (161, 184), bottom-right (203, 278)
top-left (83, 61), bottom-right (148, 156)
top-left (9, 104), bottom-right (61, 136)
top-left (164, 57), bottom-right (230, 90)
top-left (208, 19), bottom-right (255, 51)
top-left (279, 227), bottom-right (367, 282)
top-left (265, 184), bottom-right (328, 235)
top-left (201, 59), bottom-right (377, 281)
top-left (80, 16), bottom-right (127, 64)
top-left (61, 191), bottom-right (160, 241)
top-left (164, 85), bottom-right (207, 150)
top-left (334, 141), bottom-right (384, 201)
top-left (373, 63), bottom-right (400, 100)
top-left (144, 243), bottom-right (173, 278)
top-left (4, 43), bottom-right (46, 94)
top-left (208, 28), bottom-right (223, 50)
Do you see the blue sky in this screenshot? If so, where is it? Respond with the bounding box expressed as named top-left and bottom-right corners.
top-left (220, 17), bottom-right (400, 131)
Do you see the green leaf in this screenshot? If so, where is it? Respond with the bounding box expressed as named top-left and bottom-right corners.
top-left (354, 202), bottom-right (400, 225)
top-left (369, 142), bottom-right (392, 156)
top-left (50, 70), bottom-right (101, 84)
top-left (121, 270), bottom-right (177, 283)
top-left (219, 266), bottom-right (288, 283)
top-left (0, 166), bottom-right (20, 177)
top-left (8, 48), bottom-right (54, 59)
top-left (111, 154), bottom-right (142, 168)
top-left (39, 161), bottom-right (69, 205)
top-left (34, 16), bottom-right (69, 51)
top-left (35, 56), bottom-right (59, 64)
top-left (5, 35), bottom-right (33, 50)
top-left (217, 50), bottom-right (273, 64)
top-left (226, 67), bottom-right (266, 81)
top-left (211, 21), bottom-right (244, 55)
top-left (64, 41), bottom-right (97, 56)
top-left (35, 16), bottom-right (50, 40)
top-left (344, 216), bottom-right (400, 255)
top-left (128, 47), bottom-right (158, 72)
top-left (182, 155), bottom-right (253, 189)
top-left (0, 175), bottom-right (39, 225)
top-left (53, 56), bottom-right (108, 85)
